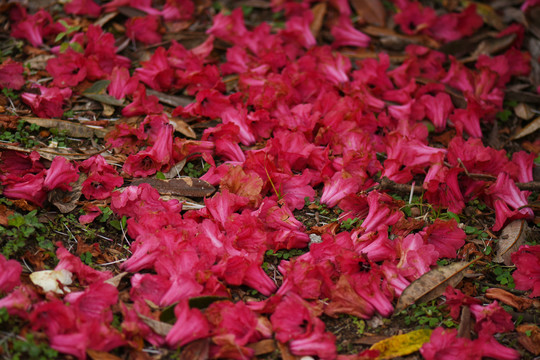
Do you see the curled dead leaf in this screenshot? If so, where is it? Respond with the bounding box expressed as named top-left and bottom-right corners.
top-left (351, 0), bottom-right (386, 26)
top-left (485, 288), bottom-right (534, 311)
top-left (394, 260), bottom-right (477, 313)
top-left (516, 324), bottom-right (540, 355)
top-left (138, 314), bottom-right (172, 336)
top-left (494, 220), bottom-right (530, 265)
top-left (310, 3), bottom-right (326, 39)
top-left (21, 117), bottom-right (108, 138)
top-left (169, 117), bottom-right (196, 138)
top-left (512, 117), bottom-right (540, 140)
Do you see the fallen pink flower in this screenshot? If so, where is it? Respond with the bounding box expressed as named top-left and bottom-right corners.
top-left (126, 15), bottom-right (162, 44)
top-left (0, 253), bottom-right (22, 293)
top-left (470, 301), bottom-right (514, 335)
top-left (331, 17), bottom-right (370, 48)
top-left (0, 59), bottom-right (25, 90)
top-left (64, 0), bottom-right (101, 17)
top-left (122, 83), bottom-right (163, 116)
top-left (166, 300), bottom-right (210, 348)
top-left (43, 156), bottom-right (79, 192)
top-left (55, 243), bottom-right (112, 285)
top-left (21, 84), bottom-right (72, 118)
top-left (511, 245), bottom-right (540, 298)
top-left (443, 286), bottom-right (482, 320)
top-left (2, 171), bottom-right (47, 206)
top-left (108, 67), bottom-right (139, 99)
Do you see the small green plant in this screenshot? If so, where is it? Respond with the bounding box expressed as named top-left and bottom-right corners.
top-left (340, 217), bottom-right (362, 230)
top-left (80, 251), bottom-right (93, 265)
top-left (49, 128), bottom-right (69, 148)
top-left (492, 265), bottom-right (515, 289)
top-left (0, 210), bottom-right (45, 258)
top-left (2, 87), bottom-right (19, 100)
top-left (265, 248), bottom-right (306, 260)
top-left (0, 120), bottom-right (39, 148)
top-left (9, 333), bottom-right (58, 360)
top-left (183, 161), bottom-right (211, 178)
top-left (350, 316), bottom-right (366, 335)
top-left (401, 302), bottom-right (457, 329)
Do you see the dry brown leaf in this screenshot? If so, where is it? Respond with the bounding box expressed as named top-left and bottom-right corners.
top-left (517, 324), bottom-right (540, 355)
top-left (170, 116), bottom-right (197, 138)
top-left (276, 341), bottom-right (300, 360)
top-left (130, 177), bottom-right (215, 197)
top-left (512, 117), bottom-right (540, 140)
top-left (21, 117), bottom-right (108, 138)
top-left (0, 204), bottom-right (15, 226)
top-left (463, 1), bottom-right (504, 30)
top-left (310, 3), bottom-right (327, 38)
top-left (457, 306), bottom-right (472, 339)
top-left (179, 338), bottom-right (210, 360)
top-left (485, 288), bottom-right (534, 311)
top-left (87, 349), bottom-right (123, 360)
top-left (466, 34), bottom-right (516, 62)
top-left (351, 0), bottom-right (386, 26)
top-left (146, 89), bottom-right (192, 107)
top-left (247, 339), bottom-right (277, 356)
top-left (138, 314), bottom-right (172, 336)
top-left (494, 220), bottom-right (530, 265)
top-left (394, 260), bottom-right (476, 313)
top-left (48, 173), bottom-right (85, 213)
top-left (514, 103), bottom-right (535, 120)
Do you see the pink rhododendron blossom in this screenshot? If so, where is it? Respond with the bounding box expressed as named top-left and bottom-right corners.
top-left (0, 150), bottom-right (44, 176)
top-left (80, 155), bottom-right (123, 200)
top-left (331, 17), bottom-right (370, 48)
top-left (420, 92), bottom-right (453, 131)
top-left (43, 156), bottom-right (79, 192)
top-left (393, 2), bottom-right (437, 35)
top-left (64, 0), bottom-right (101, 17)
top-left (111, 183), bottom-right (182, 220)
top-left (443, 286), bottom-right (481, 320)
top-left (421, 327), bottom-right (520, 360)
top-left (122, 84), bottom-right (164, 116)
top-left (397, 233), bottom-right (439, 280)
top-left (46, 50), bottom-right (87, 88)
top-left (166, 300), bottom-right (210, 347)
top-left (105, 123), bottom-right (148, 154)
top-left (10, 8), bottom-right (64, 47)
top-left (428, 5), bottom-right (483, 42)
top-left (320, 172), bottom-right (360, 207)
top-left (123, 124), bottom-right (174, 177)
top-left (0, 253), bottom-right (21, 293)
top-left (108, 67), bottom-right (139, 99)
top-left (450, 107), bottom-right (483, 138)
top-left (22, 84), bottom-right (72, 118)
top-left (470, 301), bottom-right (514, 335)
top-left (485, 172), bottom-right (534, 231)
top-left (79, 204), bottom-right (102, 224)
top-left (126, 15), bottom-right (162, 44)
top-left (0, 285), bottom-right (36, 319)
top-left (423, 219), bottom-right (465, 259)
top-left (162, 0), bottom-right (195, 21)
top-left (2, 172), bottom-right (47, 206)
top-left (0, 59), bottom-right (25, 90)
top-left (55, 243), bottom-right (112, 285)
top-left (135, 47), bottom-right (175, 92)
top-left (511, 245), bottom-right (540, 298)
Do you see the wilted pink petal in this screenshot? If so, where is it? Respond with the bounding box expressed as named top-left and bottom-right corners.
top-left (108, 66), bottom-right (139, 99)
top-left (0, 253), bottom-right (22, 293)
top-left (420, 92), bottom-right (454, 131)
top-left (470, 301), bottom-right (514, 335)
top-left (64, 0), bottom-right (101, 17)
top-left (0, 59), bottom-right (25, 90)
top-left (2, 171), bottom-right (46, 206)
top-left (511, 245), bottom-right (540, 298)
top-left (122, 83), bottom-right (163, 116)
top-left (43, 156), bottom-right (79, 191)
top-left (22, 84), bottom-right (72, 118)
top-left (126, 15), bottom-right (162, 44)
top-left (0, 285), bottom-right (36, 319)
top-left (166, 300), bottom-right (210, 348)
top-left (331, 17), bottom-right (370, 48)
top-left (55, 243), bottom-right (112, 285)
top-left (320, 172), bottom-right (360, 207)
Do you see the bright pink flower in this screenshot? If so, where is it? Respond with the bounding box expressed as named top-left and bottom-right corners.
top-left (470, 301), bottom-right (514, 335)
top-left (282, 13), bottom-right (317, 49)
top-left (207, 8), bottom-right (249, 46)
top-left (111, 183), bottom-right (182, 220)
top-left (428, 5), bottom-right (483, 42)
top-left (80, 155), bottom-right (123, 200)
top-left (122, 83), bottom-right (163, 117)
top-left (64, 282), bottom-right (118, 322)
top-left (423, 219), bottom-right (465, 259)
top-left (64, 0), bottom-right (101, 17)
top-left (320, 171), bottom-right (360, 207)
top-left (136, 47), bottom-right (175, 92)
top-left (10, 8), bottom-right (63, 47)
top-left (450, 106), bottom-right (483, 138)
top-left (213, 255), bottom-right (277, 296)
top-left (0, 59), bottom-right (25, 90)
top-left (166, 300), bottom-right (210, 347)
top-left (0, 285), bottom-right (36, 319)
top-left (271, 293), bottom-right (336, 360)
top-left (105, 123), bottom-right (148, 154)
top-left (507, 151), bottom-right (535, 183)
top-left (511, 245), bottom-right (540, 298)
top-left (380, 262), bottom-right (410, 296)
top-left (398, 233), bottom-right (439, 280)
top-left (21, 84), bottom-right (72, 118)
top-left (420, 92), bottom-right (453, 131)
top-left (162, 0), bottom-right (195, 21)
top-left (486, 172), bottom-right (534, 231)
top-left (30, 300), bottom-right (77, 337)
top-left (126, 15), bottom-right (162, 44)
top-left (46, 50), bottom-right (87, 88)
top-left (205, 189), bottom-right (249, 226)
top-left (0, 253), bottom-right (21, 293)
top-left (394, 1), bottom-right (437, 35)
top-left (350, 270), bottom-right (394, 317)
top-left (108, 67), bottom-right (138, 99)
top-left (2, 172), bottom-right (47, 206)
top-left (78, 204), bottom-right (102, 224)
top-left (314, 46), bottom-right (352, 85)
top-left (360, 192), bottom-right (403, 233)
top-left (43, 156), bottom-right (79, 192)
top-left (353, 229), bottom-right (397, 262)
top-left (277, 259), bottom-right (328, 300)
top-left (331, 17), bottom-right (370, 48)
top-left (83, 25), bottom-right (131, 80)
top-left (55, 243), bottom-right (112, 285)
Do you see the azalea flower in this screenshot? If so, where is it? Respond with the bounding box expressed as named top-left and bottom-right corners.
top-left (10, 7), bottom-right (64, 47)
top-left (442, 286), bottom-right (481, 320)
top-left (126, 15), bottom-right (162, 44)
top-left (64, 0), bottom-right (101, 17)
top-left (0, 285), bottom-right (36, 319)
top-left (108, 67), bottom-right (139, 100)
top-left (55, 243), bottom-right (112, 285)
top-left (470, 301), bottom-right (514, 335)
top-left (2, 171), bottom-right (47, 206)
top-left (0, 253), bottom-right (22, 293)
top-left (122, 83), bottom-right (164, 116)
top-left (43, 156), bottom-right (79, 192)
top-left (511, 245), bottom-right (540, 298)
top-left (166, 300), bottom-right (210, 347)
top-left (135, 47), bottom-right (175, 92)
top-left (331, 17), bottom-right (370, 48)
top-left (21, 84), bottom-right (72, 118)
top-left (46, 49), bottom-right (87, 88)
top-left (0, 59), bottom-right (25, 90)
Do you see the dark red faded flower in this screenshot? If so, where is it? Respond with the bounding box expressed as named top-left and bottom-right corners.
top-left (64, 0), bottom-right (101, 17)
top-left (80, 155), bottom-right (123, 200)
top-left (0, 150), bottom-right (44, 177)
top-left (166, 300), bottom-right (209, 348)
top-left (394, 1), bottom-right (437, 35)
top-left (511, 245), bottom-right (540, 298)
top-left (43, 156), bottom-right (79, 192)
top-left (123, 124), bottom-right (174, 177)
top-left (105, 123), bottom-right (147, 154)
top-left (470, 301), bottom-right (514, 335)
top-left (442, 286), bottom-right (482, 320)
top-left (428, 5), bottom-right (483, 42)
top-left (78, 204), bottom-right (102, 224)
top-left (126, 15), bottom-right (162, 44)
top-left (21, 84), bottom-right (72, 118)
top-left (0, 253), bottom-right (22, 293)
top-left (0, 59), bottom-right (25, 90)
top-left (136, 47), bottom-right (175, 92)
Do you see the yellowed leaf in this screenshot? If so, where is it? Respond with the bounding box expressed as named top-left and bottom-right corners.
top-left (369, 329), bottom-right (433, 359)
